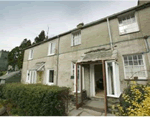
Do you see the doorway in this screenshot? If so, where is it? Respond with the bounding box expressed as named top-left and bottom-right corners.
top-left (90, 64), bottom-right (104, 98)
top-left (94, 64), bottom-right (104, 98)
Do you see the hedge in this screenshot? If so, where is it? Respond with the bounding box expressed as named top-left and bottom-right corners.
top-left (0, 83), bottom-right (69, 116)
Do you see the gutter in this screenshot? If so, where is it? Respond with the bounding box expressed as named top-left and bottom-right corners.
top-left (23, 2), bottom-right (150, 51)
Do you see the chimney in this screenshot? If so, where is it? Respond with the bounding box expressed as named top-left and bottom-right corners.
top-left (77, 23), bottom-right (84, 28)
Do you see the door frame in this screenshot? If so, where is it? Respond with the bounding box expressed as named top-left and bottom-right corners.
top-left (90, 63), bottom-right (103, 97)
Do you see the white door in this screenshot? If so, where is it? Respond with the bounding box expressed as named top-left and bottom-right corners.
top-left (28, 70), bottom-right (37, 84)
top-left (105, 61), bottom-right (121, 97)
top-left (90, 64), bottom-right (95, 97)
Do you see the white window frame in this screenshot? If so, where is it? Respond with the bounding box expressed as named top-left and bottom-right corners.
top-left (48, 42), bottom-right (56, 56)
top-left (118, 12), bottom-right (139, 35)
top-left (26, 70), bottom-right (37, 84)
top-left (28, 49), bottom-right (34, 60)
top-left (71, 63), bottom-right (84, 93)
top-left (47, 69), bottom-right (54, 85)
top-left (105, 61), bottom-right (121, 98)
top-left (71, 30), bottom-right (81, 46)
top-left (123, 54), bottom-right (147, 80)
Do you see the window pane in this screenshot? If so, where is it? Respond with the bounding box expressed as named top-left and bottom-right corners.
top-left (138, 60), bottom-right (143, 65)
top-left (124, 56), bottom-right (128, 60)
top-left (49, 70), bottom-right (54, 83)
top-left (107, 62), bottom-right (114, 95)
top-left (133, 55), bottom-right (137, 60)
top-left (124, 61), bottom-right (128, 66)
top-left (128, 56), bottom-right (132, 60)
top-left (129, 61), bottom-right (133, 65)
top-left (134, 61), bottom-right (138, 65)
top-left (138, 55), bottom-right (142, 59)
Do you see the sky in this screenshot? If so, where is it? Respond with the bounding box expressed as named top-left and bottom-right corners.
top-left (0, 0), bottom-right (138, 51)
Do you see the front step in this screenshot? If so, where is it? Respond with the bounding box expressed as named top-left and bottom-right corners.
top-left (90, 97), bottom-right (104, 101)
top-left (82, 105), bottom-right (105, 113)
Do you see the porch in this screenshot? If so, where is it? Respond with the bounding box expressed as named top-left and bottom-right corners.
top-left (73, 48), bottom-right (121, 115)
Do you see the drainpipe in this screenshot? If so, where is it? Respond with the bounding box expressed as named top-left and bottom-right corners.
top-left (56, 35), bottom-right (60, 86)
top-left (107, 17), bottom-right (113, 50)
top-left (144, 35), bottom-right (150, 52)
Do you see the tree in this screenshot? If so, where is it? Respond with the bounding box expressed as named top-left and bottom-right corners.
top-left (8, 47), bottom-right (19, 70)
top-left (18, 39), bottom-right (31, 69)
top-left (34, 30), bottom-right (45, 43)
top-left (8, 39), bottom-right (31, 70)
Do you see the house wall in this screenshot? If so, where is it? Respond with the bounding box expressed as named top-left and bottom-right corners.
top-left (22, 3), bottom-right (150, 96)
top-left (21, 39), bottom-right (59, 85)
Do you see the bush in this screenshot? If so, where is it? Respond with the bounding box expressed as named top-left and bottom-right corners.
top-left (113, 81), bottom-right (150, 116)
top-left (0, 83), bottom-right (70, 116)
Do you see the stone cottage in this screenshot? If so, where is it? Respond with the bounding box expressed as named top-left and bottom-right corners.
top-left (21, 0), bottom-right (150, 113)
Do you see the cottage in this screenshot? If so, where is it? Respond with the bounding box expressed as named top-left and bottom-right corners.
top-left (21, 0), bottom-right (150, 114)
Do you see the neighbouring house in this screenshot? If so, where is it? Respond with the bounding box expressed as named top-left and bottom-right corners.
top-left (21, 0), bottom-right (150, 114)
top-left (0, 70), bottom-right (21, 84)
top-left (0, 50), bottom-right (9, 71)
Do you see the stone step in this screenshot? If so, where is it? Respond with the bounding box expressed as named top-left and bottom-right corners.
top-left (82, 105), bottom-right (105, 113)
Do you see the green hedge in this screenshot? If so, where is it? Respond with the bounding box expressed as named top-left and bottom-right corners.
top-left (0, 83), bottom-right (69, 116)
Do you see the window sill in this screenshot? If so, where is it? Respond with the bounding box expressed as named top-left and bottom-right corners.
top-left (47, 83), bottom-right (54, 85)
top-left (71, 43), bottom-right (81, 47)
top-left (124, 78), bottom-right (148, 81)
top-left (47, 53), bottom-right (55, 56)
top-left (28, 58), bottom-right (33, 61)
top-left (119, 30), bottom-right (140, 36)
top-left (107, 93), bottom-right (122, 98)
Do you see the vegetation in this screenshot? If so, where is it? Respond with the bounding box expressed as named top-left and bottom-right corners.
top-left (0, 83), bottom-right (69, 116)
top-left (113, 81), bottom-right (150, 116)
top-left (34, 30), bottom-right (46, 44)
top-left (8, 39), bottom-right (31, 70)
top-left (0, 71), bottom-right (6, 76)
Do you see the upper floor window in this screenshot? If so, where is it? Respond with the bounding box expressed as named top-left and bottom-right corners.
top-left (71, 31), bottom-right (81, 46)
top-left (48, 42), bottom-right (56, 56)
top-left (29, 49), bottom-right (33, 60)
top-left (118, 12), bottom-right (139, 35)
top-left (123, 54), bottom-right (147, 79)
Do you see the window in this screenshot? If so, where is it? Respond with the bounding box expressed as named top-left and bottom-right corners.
top-left (118, 12), bottom-right (139, 35)
top-left (48, 42), bottom-right (55, 55)
top-left (29, 49), bottom-right (33, 60)
top-left (71, 31), bottom-right (81, 46)
top-left (47, 69), bottom-right (54, 85)
top-left (26, 70), bottom-right (37, 83)
top-left (105, 61), bottom-right (121, 97)
top-left (123, 54), bottom-right (147, 79)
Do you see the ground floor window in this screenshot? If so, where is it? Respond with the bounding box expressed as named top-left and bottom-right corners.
top-left (123, 54), bottom-right (147, 79)
top-left (105, 61), bottom-right (121, 97)
top-left (47, 69), bottom-right (54, 85)
top-left (26, 70), bottom-right (37, 84)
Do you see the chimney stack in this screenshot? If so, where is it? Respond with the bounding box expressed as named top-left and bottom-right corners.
top-left (77, 23), bottom-right (84, 28)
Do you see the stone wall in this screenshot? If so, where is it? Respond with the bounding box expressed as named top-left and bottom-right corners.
top-left (107, 97), bottom-right (120, 113)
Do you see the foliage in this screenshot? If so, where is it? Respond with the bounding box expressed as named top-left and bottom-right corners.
top-left (34, 30), bottom-right (45, 44)
top-left (0, 71), bottom-right (7, 76)
top-left (8, 39), bottom-right (31, 70)
top-left (8, 47), bottom-right (19, 69)
top-left (0, 83), bottom-right (70, 116)
top-left (18, 39), bottom-right (31, 69)
top-left (113, 81), bottom-right (150, 116)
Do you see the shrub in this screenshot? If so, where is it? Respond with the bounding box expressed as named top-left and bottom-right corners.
top-left (0, 83), bottom-right (70, 116)
top-left (113, 81), bottom-right (150, 116)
